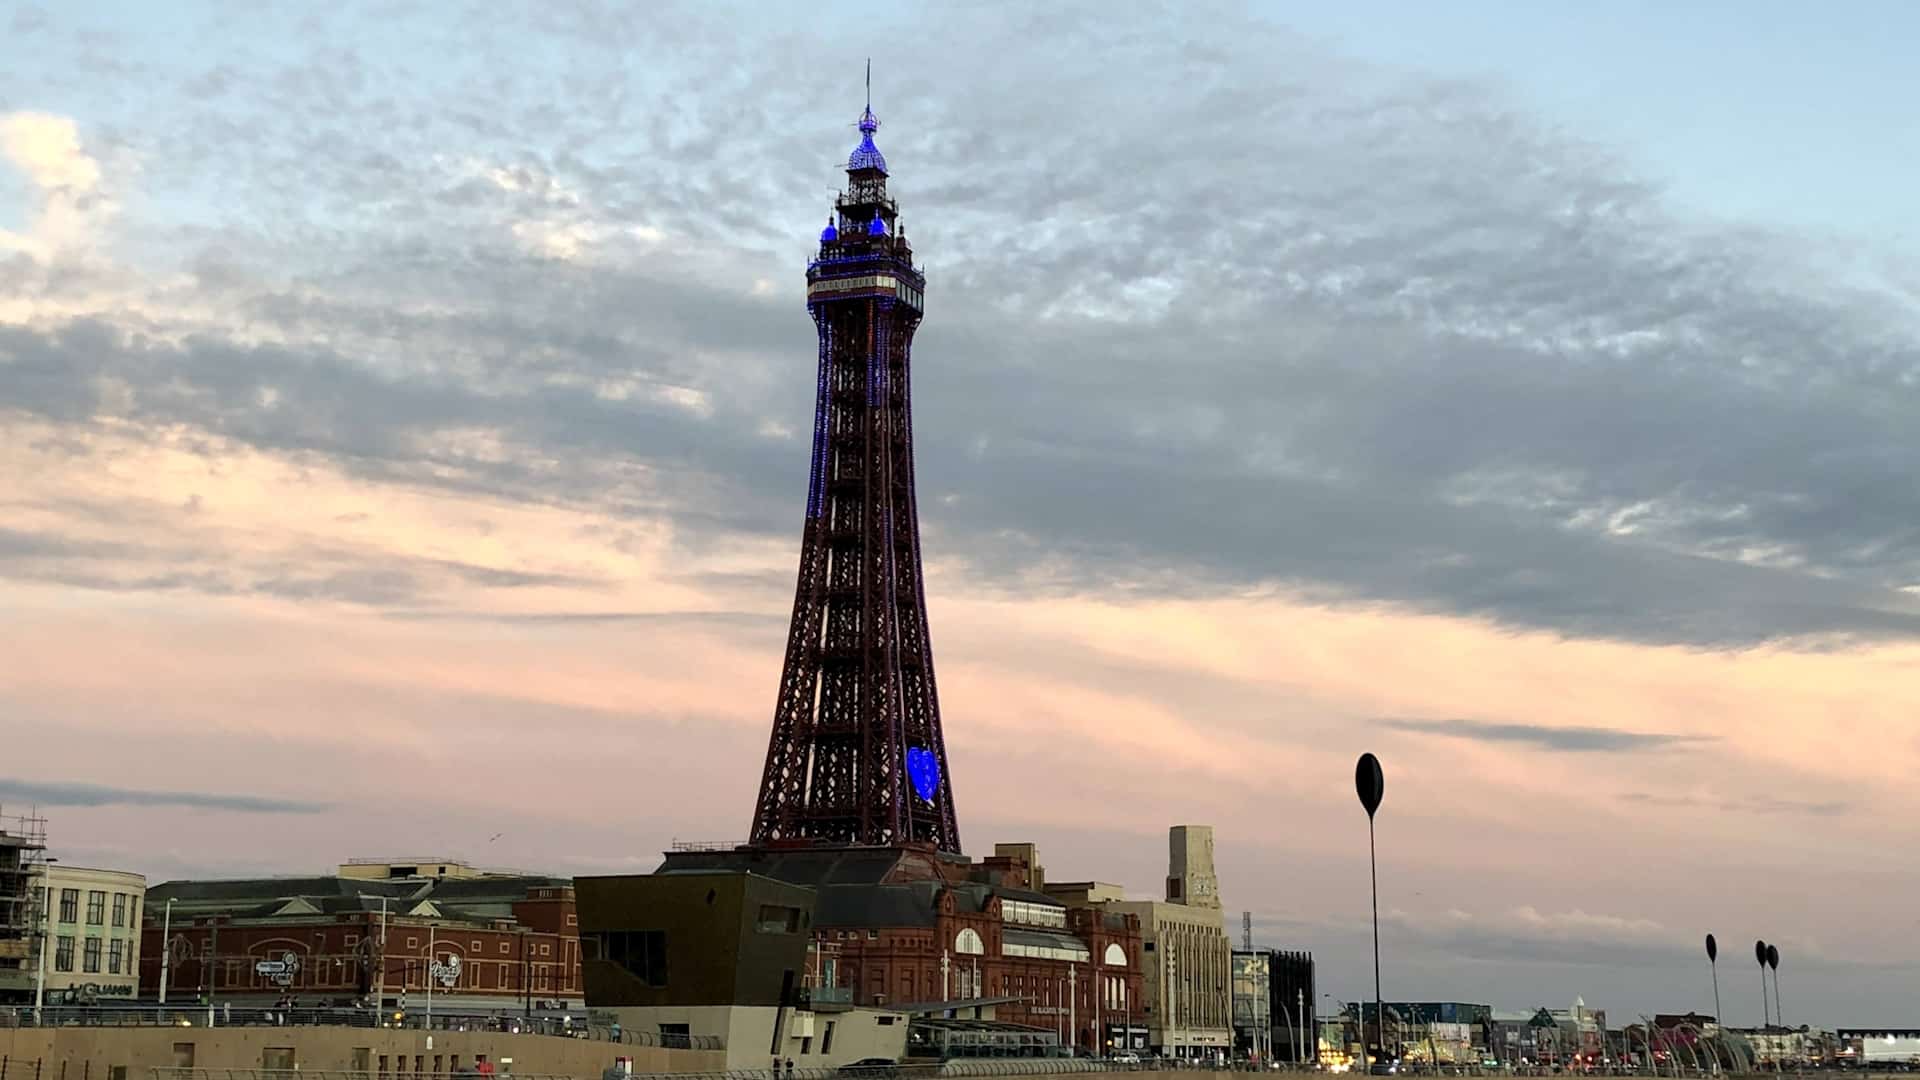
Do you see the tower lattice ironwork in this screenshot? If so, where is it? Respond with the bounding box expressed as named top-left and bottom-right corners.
top-left (748, 88), bottom-right (961, 853)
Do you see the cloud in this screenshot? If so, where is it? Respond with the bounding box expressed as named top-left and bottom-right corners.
top-left (2, 6), bottom-right (1916, 648)
top-left (0, 111), bottom-right (113, 258)
top-left (0, 778), bottom-right (327, 814)
top-left (1379, 717), bottom-right (1710, 752)
top-left (1618, 791), bottom-right (1850, 817)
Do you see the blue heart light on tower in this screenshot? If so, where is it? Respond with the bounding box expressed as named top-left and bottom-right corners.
top-left (906, 746), bottom-right (940, 803)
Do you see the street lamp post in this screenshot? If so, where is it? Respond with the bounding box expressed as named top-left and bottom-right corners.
top-left (1753, 941), bottom-right (1770, 1029)
top-left (1299, 988), bottom-right (1307, 1064)
top-left (426, 924), bottom-right (436, 1029)
top-left (31, 857), bottom-right (57, 1024)
top-left (1766, 945), bottom-right (1782, 1032)
top-left (1355, 753), bottom-right (1387, 1073)
top-left (159, 897), bottom-right (176, 1004)
top-left (1706, 933), bottom-right (1722, 1073)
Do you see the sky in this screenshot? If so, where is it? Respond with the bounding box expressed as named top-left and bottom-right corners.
top-left (2, 0), bottom-right (1918, 1028)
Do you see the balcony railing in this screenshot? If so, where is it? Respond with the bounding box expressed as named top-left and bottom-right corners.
top-left (803, 985), bottom-right (854, 1006)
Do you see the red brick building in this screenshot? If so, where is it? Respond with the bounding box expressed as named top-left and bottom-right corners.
top-left (656, 844), bottom-right (1147, 1055)
top-left (141, 863), bottom-right (583, 1013)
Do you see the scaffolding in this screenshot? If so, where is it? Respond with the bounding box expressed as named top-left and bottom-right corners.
top-left (0, 806), bottom-right (50, 1004)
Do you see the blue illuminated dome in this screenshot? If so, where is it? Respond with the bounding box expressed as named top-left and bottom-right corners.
top-left (820, 217), bottom-right (838, 243)
top-left (848, 105), bottom-right (888, 174)
top-left (868, 212), bottom-right (887, 237)
top-left (906, 746), bottom-right (940, 803)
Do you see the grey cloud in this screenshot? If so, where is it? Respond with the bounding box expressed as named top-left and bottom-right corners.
top-left (0, 778), bottom-right (327, 814)
top-left (8, 5), bottom-right (47, 35)
top-left (2, 1), bottom-right (1918, 648)
top-left (1379, 717), bottom-right (1710, 752)
top-left (1618, 791), bottom-right (1851, 817)
top-left (380, 608), bottom-right (784, 629)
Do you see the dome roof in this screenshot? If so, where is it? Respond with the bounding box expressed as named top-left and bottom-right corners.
top-left (848, 105), bottom-right (888, 174)
top-left (867, 212), bottom-right (887, 237)
top-left (820, 217), bottom-right (838, 243)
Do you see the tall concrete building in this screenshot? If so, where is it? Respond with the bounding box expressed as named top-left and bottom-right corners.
top-left (1048, 826), bottom-right (1233, 1060)
top-left (1166, 826), bottom-right (1219, 910)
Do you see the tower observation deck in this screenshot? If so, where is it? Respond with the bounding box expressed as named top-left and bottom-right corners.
top-left (748, 87), bottom-right (960, 854)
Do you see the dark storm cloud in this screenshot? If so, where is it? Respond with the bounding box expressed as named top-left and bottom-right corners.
top-left (3, 1), bottom-right (1918, 647)
top-left (0, 778), bottom-right (327, 814)
top-left (1379, 717), bottom-right (1710, 752)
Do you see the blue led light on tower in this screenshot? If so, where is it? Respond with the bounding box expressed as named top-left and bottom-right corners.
top-left (848, 104), bottom-right (889, 174)
top-left (906, 746), bottom-right (940, 803)
top-left (820, 217), bottom-right (837, 243)
top-left (868, 212), bottom-right (887, 237)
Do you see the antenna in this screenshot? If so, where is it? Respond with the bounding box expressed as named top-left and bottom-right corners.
top-left (1243, 910), bottom-right (1253, 951)
top-left (865, 58), bottom-right (871, 112)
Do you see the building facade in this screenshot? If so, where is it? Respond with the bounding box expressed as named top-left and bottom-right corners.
top-left (1231, 949), bottom-right (1317, 1063)
top-left (1230, 951), bottom-right (1270, 1060)
top-left (0, 815), bottom-right (48, 1004)
top-left (37, 864), bottom-right (148, 1004)
top-left (654, 844), bottom-right (1146, 1057)
top-left (141, 860), bottom-right (582, 1012)
top-left (577, 869), bottom-right (911, 1071)
top-left (1268, 950), bottom-right (1317, 1063)
top-left (1050, 827), bottom-right (1233, 1059)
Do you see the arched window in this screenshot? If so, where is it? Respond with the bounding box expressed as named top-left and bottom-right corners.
top-left (1104, 943), bottom-right (1126, 967)
top-left (955, 928), bottom-right (985, 955)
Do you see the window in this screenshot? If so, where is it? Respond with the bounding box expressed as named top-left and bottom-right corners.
top-left (59, 889), bottom-right (79, 924)
top-left (499, 942), bottom-right (510, 955)
top-left (87, 891), bottom-right (106, 925)
top-left (585, 930), bottom-right (667, 987)
top-left (129, 897), bottom-right (139, 927)
top-left (800, 1037), bottom-right (813, 1055)
top-left (112, 893), bottom-right (128, 928)
top-left (658, 1023), bottom-right (692, 1049)
top-left (756, 905), bottom-right (803, 934)
top-left (539, 944), bottom-right (550, 956)
top-left (1104, 943), bottom-right (1127, 966)
top-left (346, 934), bottom-right (360, 945)
top-left (566, 914), bottom-right (577, 926)
top-left (822, 1021), bottom-right (836, 1054)
top-left (867, 929), bottom-right (878, 940)
top-left (84, 937), bottom-right (103, 972)
top-left (55, 936), bottom-right (75, 972)
top-left (406, 937), bottom-right (418, 948)
top-left (109, 939), bottom-right (126, 974)
top-left (955, 928), bottom-right (985, 955)
top-left (471, 939), bottom-right (483, 951)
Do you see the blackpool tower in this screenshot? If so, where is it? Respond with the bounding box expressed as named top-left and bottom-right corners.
top-left (747, 86), bottom-right (962, 854)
